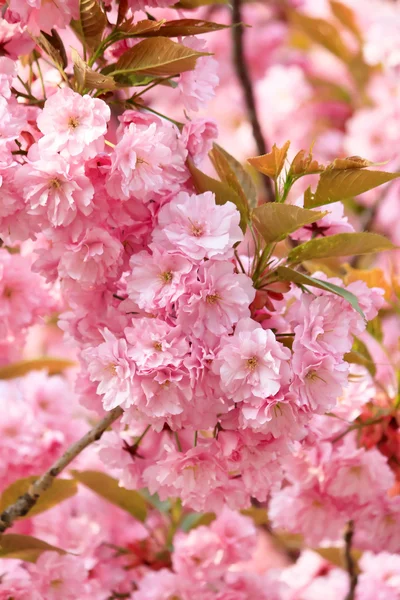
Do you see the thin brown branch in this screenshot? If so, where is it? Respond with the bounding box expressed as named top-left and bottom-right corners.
top-left (231, 0), bottom-right (275, 202)
top-left (0, 406), bottom-right (123, 533)
top-left (343, 520), bottom-right (358, 600)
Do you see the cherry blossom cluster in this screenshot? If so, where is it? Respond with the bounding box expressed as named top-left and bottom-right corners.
top-left (1, 0), bottom-right (400, 598)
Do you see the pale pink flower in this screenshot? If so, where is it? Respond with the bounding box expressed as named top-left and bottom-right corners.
top-left (106, 122), bottom-right (174, 201)
top-left (291, 201), bottom-right (355, 241)
top-left (178, 262), bottom-right (255, 337)
top-left (143, 441), bottom-right (246, 512)
top-left (58, 227), bottom-right (124, 287)
top-left (181, 118), bottom-right (218, 164)
top-left (0, 249), bottom-right (56, 339)
top-left (357, 552), bottom-right (400, 600)
top-left (15, 153), bottom-right (94, 227)
top-left (239, 390), bottom-right (309, 439)
top-left (27, 552), bottom-right (90, 599)
top-left (125, 318), bottom-right (189, 372)
top-left (7, 0), bottom-right (79, 34)
top-left (132, 569), bottom-right (179, 600)
top-left (82, 329), bottom-right (134, 411)
top-left (291, 294), bottom-right (354, 358)
top-left (37, 87), bottom-right (110, 158)
top-left (0, 18), bottom-right (34, 60)
top-left (213, 317), bottom-right (290, 403)
top-left (178, 37), bottom-right (219, 112)
top-left (154, 191), bottom-right (242, 261)
top-left (126, 248), bottom-right (194, 312)
top-left (0, 56), bottom-right (15, 99)
top-left (290, 351), bottom-right (349, 414)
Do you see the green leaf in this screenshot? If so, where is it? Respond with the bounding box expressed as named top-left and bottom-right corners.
top-left (188, 160), bottom-right (248, 231)
top-left (78, 0), bottom-right (107, 48)
top-left (139, 18), bottom-right (229, 37)
top-left (287, 232), bottom-right (395, 264)
top-left (72, 48), bottom-right (116, 90)
top-left (344, 336), bottom-right (376, 377)
top-left (180, 512), bottom-right (215, 531)
top-left (276, 266), bottom-right (365, 318)
top-left (252, 204), bottom-right (327, 244)
top-left (0, 477), bottom-right (77, 518)
top-left (117, 18), bottom-right (165, 37)
top-left (0, 534), bottom-right (66, 562)
top-left (289, 10), bottom-right (352, 62)
top-left (0, 357), bottom-right (76, 380)
top-left (210, 144), bottom-right (257, 210)
top-left (71, 470), bottom-right (147, 522)
top-left (304, 168), bottom-right (400, 208)
top-left (110, 37), bottom-right (208, 78)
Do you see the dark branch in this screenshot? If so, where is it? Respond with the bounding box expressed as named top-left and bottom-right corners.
top-left (231, 0), bottom-right (275, 202)
top-left (0, 406), bottom-right (123, 533)
top-left (343, 520), bottom-right (358, 600)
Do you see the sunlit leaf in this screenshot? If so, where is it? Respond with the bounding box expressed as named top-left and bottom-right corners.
top-left (241, 507), bottom-right (269, 526)
top-left (328, 156), bottom-right (376, 170)
top-left (276, 266), bottom-right (365, 318)
top-left (0, 357), bottom-right (76, 380)
top-left (0, 477), bottom-right (77, 518)
top-left (39, 29), bottom-right (68, 69)
top-left (34, 33), bottom-right (66, 69)
top-left (345, 337), bottom-right (376, 377)
top-left (329, 0), bottom-right (362, 43)
top-left (71, 49), bottom-right (116, 90)
top-left (288, 233), bottom-right (395, 264)
top-left (141, 19), bottom-right (230, 37)
top-left (188, 160), bottom-right (248, 231)
top-left (71, 471), bottom-right (147, 522)
top-left (289, 10), bottom-right (352, 62)
top-left (0, 534), bottom-right (66, 562)
top-left (289, 148), bottom-right (325, 177)
top-left (118, 18), bottom-right (165, 36)
top-left (343, 264), bottom-right (391, 301)
top-left (304, 168), bottom-right (400, 208)
top-left (79, 0), bottom-right (107, 48)
top-left (248, 141), bottom-right (290, 179)
top-left (315, 546), bottom-right (362, 570)
top-left (252, 204), bottom-right (326, 244)
top-left (110, 37), bottom-right (208, 78)
top-left (210, 144), bottom-right (255, 212)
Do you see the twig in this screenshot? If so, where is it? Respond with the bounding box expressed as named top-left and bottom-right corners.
top-left (343, 520), bottom-right (358, 600)
top-left (0, 406), bottom-right (123, 533)
top-left (231, 0), bottom-right (275, 202)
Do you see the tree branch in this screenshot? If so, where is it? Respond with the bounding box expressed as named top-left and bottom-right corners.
top-left (231, 0), bottom-right (275, 202)
top-left (0, 406), bottom-right (123, 533)
top-left (343, 520), bottom-right (358, 600)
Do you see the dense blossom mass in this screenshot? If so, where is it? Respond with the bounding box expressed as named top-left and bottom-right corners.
top-left (0, 0), bottom-right (400, 598)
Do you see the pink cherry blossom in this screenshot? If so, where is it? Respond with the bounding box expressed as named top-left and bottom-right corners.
top-left (37, 87), bottom-right (110, 158)
top-left (15, 152), bottom-right (94, 227)
top-left (153, 191), bottom-right (243, 261)
top-left (126, 248), bottom-right (194, 312)
top-left (178, 37), bottom-right (219, 112)
top-left (213, 317), bottom-right (290, 403)
top-left (82, 328), bottom-right (135, 411)
top-left (178, 262), bottom-right (255, 338)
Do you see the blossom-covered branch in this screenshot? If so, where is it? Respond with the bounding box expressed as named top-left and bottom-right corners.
top-left (0, 406), bottom-right (122, 533)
